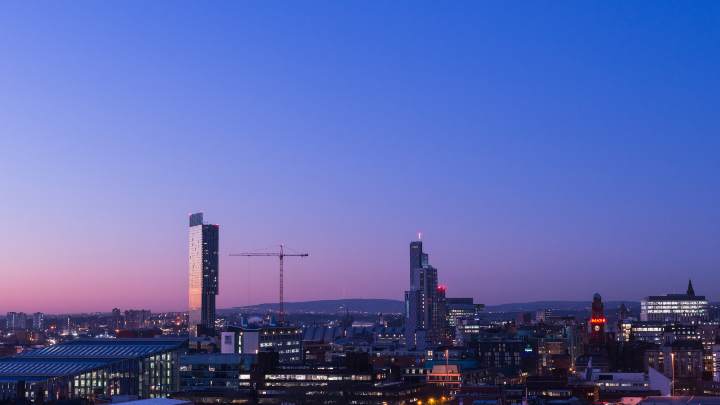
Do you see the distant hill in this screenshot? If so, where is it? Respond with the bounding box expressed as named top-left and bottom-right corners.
top-left (221, 299), bottom-right (405, 315)
top-left (220, 299), bottom-right (641, 315)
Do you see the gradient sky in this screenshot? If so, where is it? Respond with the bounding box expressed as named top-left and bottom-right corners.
top-left (1, 2), bottom-right (719, 314)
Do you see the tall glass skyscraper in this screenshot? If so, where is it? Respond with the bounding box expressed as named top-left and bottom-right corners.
top-left (188, 212), bottom-right (219, 336)
top-left (404, 240), bottom-right (445, 349)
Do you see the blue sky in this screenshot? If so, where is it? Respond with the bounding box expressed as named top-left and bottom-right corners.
top-left (0, 1), bottom-right (718, 312)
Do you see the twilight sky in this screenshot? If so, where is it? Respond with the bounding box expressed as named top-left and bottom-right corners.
top-left (1, 2), bottom-right (719, 314)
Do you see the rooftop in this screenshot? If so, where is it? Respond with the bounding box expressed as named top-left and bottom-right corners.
top-left (643, 294), bottom-right (707, 301)
top-left (115, 399), bottom-right (191, 405)
top-left (20, 338), bottom-right (186, 360)
top-left (640, 396), bottom-right (720, 405)
top-left (0, 338), bottom-right (186, 382)
top-left (0, 358), bottom-right (113, 381)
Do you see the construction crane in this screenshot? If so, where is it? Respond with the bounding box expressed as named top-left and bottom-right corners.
top-left (229, 245), bottom-right (308, 324)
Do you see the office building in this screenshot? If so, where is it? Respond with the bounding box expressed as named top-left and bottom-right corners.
top-left (710, 304), bottom-right (720, 322)
top-left (176, 350), bottom-right (433, 404)
top-left (623, 322), bottom-right (702, 346)
top-left (589, 372), bottom-right (660, 400)
top-left (0, 338), bottom-right (186, 402)
top-left (445, 298), bottom-right (483, 328)
top-left (124, 309), bottom-right (151, 329)
top-left (31, 312), bottom-right (44, 331)
top-left (641, 280), bottom-right (709, 324)
top-left (258, 326), bottom-right (303, 364)
top-left (713, 342), bottom-right (720, 383)
top-left (625, 322), bottom-right (665, 344)
top-left (645, 340), bottom-right (704, 395)
top-left (404, 240), bottom-right (447, 348)
top-left (474, 339), bottom-right (525, 374)
top-left (220, 328), bottom-right (260, 355)
top-left (436, 284), bottom-right (450, 342)
top-left (178, 353), bottom-right (255, 393)
top-left (455, 320), bottom-right (490, 344)
top-left (5, 312), bottom-right (27, 331)
top-left (223, 326), bottom-right (302, 364)
top-left (699, 325), bottom-right (720, 374)
top-left (111, 308), bottom-right (122, 330)
top-left (5, 312), bottom-right (15, 331)
top-left (188, 212), bottom-right (219, 336)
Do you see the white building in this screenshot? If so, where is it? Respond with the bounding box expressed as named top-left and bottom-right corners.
top-left (640, 281), bottom-right (708, 324)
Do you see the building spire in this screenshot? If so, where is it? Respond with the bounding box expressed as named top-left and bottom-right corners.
top-left (687, 279), bottom-right (695, 296)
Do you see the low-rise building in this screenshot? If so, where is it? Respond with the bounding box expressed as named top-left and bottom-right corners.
top-left (0, 338), bottom-right (186, 402)
top-left (178, 353), bottom-right (254, 392)
top-left (645, 340), bottom-right (704, 395)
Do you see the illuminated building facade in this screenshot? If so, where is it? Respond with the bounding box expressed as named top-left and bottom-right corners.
top-left (629, 322), bottom-right (664, 344)
top-left (426, 364), bottom-right (462, 392)
top-left (0, 339), bottom-right (185, 402)
top-left (714, 343), bottom-right (720, 383)
top-left (455, 321), bottom-right (485, 344)
top-left (623, 322), bottom-right (702, 346)
top-left (253, 355), bottom-right (430, 404)
top-left (699, 325), bottom-right (720, 374)
top-left (223, 326), bottom-right (302, 364)
top-left (258, 326), bottom-right (303, 364)
top-left (446, 298), bottom-right (483, 328)
top-left (188, 212), bottom-right (219, 336)
top-left (178, 353), bottom-right (254, 392)
top-left (645, 340), bottom-right (704, 395)
top-left (640, 280), bottom-right (708, 324)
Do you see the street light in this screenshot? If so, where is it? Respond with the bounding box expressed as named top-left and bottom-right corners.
top-left (670, 352), bottom-right (675, 396)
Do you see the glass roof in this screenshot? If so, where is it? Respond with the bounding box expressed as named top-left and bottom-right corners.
top-left (0, 339), bottom-right (186, 379)
top-left (20, 339), bottom-right (185, 359)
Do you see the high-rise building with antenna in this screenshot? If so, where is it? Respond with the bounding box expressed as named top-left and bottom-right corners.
top-left (404, 239), bottom-right (447, 348)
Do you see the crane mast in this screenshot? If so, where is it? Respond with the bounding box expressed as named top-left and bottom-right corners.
top-left (229, 244), bottom-right (308, 324)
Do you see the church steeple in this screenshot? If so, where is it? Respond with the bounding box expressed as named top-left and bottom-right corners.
top-left (687, 279), bottom-right (695, 296)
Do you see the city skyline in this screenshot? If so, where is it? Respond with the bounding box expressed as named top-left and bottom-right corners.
top-left (1, 2), bottom-right (719, 313)
top-left (0, 226), bottom-right (714, 314)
